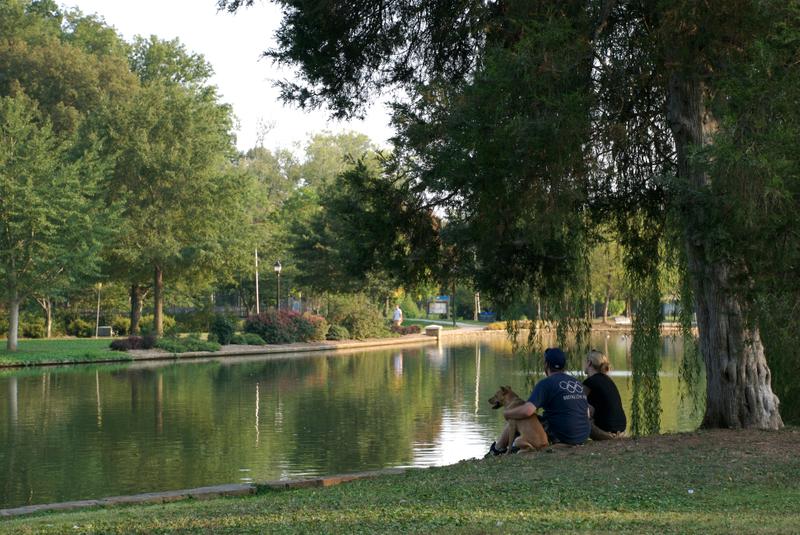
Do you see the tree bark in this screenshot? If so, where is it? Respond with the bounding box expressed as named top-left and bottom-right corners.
top-left (7, 289), bottom-right (20, 352)
top-left (602, 290), bottom-right (610, 324)
top-left (667, 74), bottom-right (782, 429)
top-left (130, 285), bottom-right (143, 335)
top-left (153, 265), bottom-right (164, 337)
top-left (36, 296), bottom-right (53, 338)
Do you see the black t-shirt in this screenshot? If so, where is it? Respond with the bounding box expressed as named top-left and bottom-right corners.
top-left (583, 373), bottom-right (627, 433)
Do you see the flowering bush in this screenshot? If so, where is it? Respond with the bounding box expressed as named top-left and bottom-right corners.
top-left (391, 324), bottom-right (421, 335)
top-left (244, 310), bottom-right (329, 344)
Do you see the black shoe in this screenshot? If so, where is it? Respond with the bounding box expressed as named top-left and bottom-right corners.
top-left (484, 441), bottom-right (507, 458)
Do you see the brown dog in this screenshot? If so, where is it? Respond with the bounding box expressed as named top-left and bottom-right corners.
top-left (488, 385), bottom-right (549, 452)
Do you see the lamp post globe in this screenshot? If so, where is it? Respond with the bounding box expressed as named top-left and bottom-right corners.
top-left (274, 261), bottom-right (282, 310)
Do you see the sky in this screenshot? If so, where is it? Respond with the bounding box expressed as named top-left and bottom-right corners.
top-left (64, 0), bottom-right (395, 153)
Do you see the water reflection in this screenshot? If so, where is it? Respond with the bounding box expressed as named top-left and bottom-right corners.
top-left (0, 333), bottom-right (703, 508)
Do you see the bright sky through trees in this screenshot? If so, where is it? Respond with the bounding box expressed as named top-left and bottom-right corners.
top-left (64, 0), bottom-right (395, 151)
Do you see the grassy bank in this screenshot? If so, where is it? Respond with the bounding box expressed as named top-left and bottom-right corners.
top-left (0, 338), bottom-right (126, 366)
top-left (402, 319), bottom-right (458, 330)
top-left (2, 428), bottom-right (798, 534)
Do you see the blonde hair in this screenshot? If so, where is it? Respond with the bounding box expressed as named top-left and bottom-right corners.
top-left (587, 349), bottom-right (610, 374)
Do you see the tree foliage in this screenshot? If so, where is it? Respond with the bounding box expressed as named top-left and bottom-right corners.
top-left (221, 0), bottom-right (800, 428)
top-left (0, 94), bottom-right (108, 350)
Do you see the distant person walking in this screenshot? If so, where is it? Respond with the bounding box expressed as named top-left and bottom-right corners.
top-left (583, 349), bottom-right (627, 440)
top-left (392, 305), bottom-right (403, 327)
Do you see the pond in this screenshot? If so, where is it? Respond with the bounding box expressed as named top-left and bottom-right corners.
top-left (0, 332), bottom-right (703, 509)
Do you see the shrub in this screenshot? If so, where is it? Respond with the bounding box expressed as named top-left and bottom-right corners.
top-left (399, 295), bottom-right (422, 319)
top-left (109, 335), bottom-right (157, 351)
top-left (326, 294), bottom-right (390, 340)
top-left (171, 310), bottom-right (208, 333)
top-left (484, 320), bottom-right (532, 331)
top-left (209, 314), bottom-right (236, 345)
top-left (244, 310), bottom-right (329, 344)
top-left (155, 336), bottom-right (220, 353)
top-left (391, 324), bottom-right (422, 335)
top-left (326, 324), bottom-right (350, 341)
top-left (296, 313), bottom-right (329, 342)
top-left (21, 314), bottom-right (46, 338)
top-left (68, 318), bottom-right (94, 338)
top-left (111, 316), bottom-right (131, 336)
top-left (245, 333), bottom-right (266, 345)
top-left (140, 314), bottom-right (176, 336)
top-left (0, 316), bottom-right (7, 336)
top-left (231, 333), bottom-right (266, 345)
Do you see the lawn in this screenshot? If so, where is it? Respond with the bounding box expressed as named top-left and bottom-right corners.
top-left (0, 338), bottom-right (126, 366)
top-left (2, 428), bottom-right (798, 534)
top-left (403, 319), bottom-right (458, 329)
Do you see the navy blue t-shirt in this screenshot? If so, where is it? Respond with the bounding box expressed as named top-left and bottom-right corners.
top-left (528, 372), bottom-right (591, 444)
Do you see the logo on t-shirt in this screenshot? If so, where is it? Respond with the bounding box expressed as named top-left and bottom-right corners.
top-left (558, 380), bottom-right (585, 400)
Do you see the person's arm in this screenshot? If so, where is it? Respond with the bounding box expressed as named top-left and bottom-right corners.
top-left (504, 401), bottom-right (536, 420)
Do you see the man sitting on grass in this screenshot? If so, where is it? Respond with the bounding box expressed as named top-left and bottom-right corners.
top-left (487, 347), bottom-right (591, 455)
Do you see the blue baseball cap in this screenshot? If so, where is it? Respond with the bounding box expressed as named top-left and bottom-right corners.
top-left (544, 347), bottom-right (566, 370)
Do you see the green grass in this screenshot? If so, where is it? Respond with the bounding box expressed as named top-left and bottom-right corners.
top-left (403, 319), bottom-right (458, 330)
top-left (2, 428), bottom-right (798, 534)
top-left (0, 338), bottom-right (126, 366)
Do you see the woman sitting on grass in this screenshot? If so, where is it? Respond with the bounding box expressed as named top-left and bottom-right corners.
top-left (583, 349), bottom-right (627, 440)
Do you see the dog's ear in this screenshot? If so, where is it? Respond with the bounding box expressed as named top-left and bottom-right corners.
top-left (502, 385), bottom-right (511, 392)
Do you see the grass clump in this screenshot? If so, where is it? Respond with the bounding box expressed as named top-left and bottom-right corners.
top-left (230, 333), bottom-right (266, 345)
top-left (154, 336), bottom-right (221, 354)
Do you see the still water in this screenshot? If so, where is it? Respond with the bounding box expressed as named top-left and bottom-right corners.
top-left (0, 333), bottom-right (702, 508)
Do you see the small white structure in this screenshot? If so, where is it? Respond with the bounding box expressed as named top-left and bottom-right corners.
top-left (425, 325), bottom-right (443, 340)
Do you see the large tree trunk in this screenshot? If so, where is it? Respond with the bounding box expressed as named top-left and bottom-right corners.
top-left (153, 266), bottom-right (164, 337)
top-left (6, 289), bottom-right (20, 352)
top-left (667, 74), bottom-right (782, 429)
top-left (130, 285), bottom-right (143, 335)
top-left (36, 296), bottom-right (53, 338)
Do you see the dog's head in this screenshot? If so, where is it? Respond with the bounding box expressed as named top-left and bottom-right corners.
top-left (488, 385), bottom-right (515, 409)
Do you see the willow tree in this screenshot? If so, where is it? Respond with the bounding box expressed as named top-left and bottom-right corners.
top-left (220, 0), bottom-right (799, 429)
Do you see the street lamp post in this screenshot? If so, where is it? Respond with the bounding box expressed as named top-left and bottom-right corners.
top-left (274, 260), bottom-right (282, 310)
top-left (254, 248), bottom-right (260, 315)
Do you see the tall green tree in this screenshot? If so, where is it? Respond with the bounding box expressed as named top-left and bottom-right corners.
top-left (0, 94), bottom-right (107, 350)
top-left (299, 132), bottom-right (378, 189)
top-left (0, 0), bottom-right (135, 344)
top-left (589, 237), bottom-right (627, 323)
top-left (107, 36), bottom-right (241, 336)
top-left (221, 0), bottom-right (798, 429)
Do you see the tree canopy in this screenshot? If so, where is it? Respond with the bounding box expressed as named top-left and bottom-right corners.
top-left (220, 0), bottom-right (800, 429)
